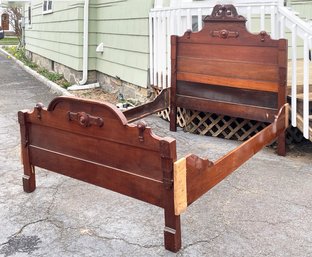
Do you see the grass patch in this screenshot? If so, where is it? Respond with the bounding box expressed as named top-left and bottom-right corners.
top-left (0, 37), bottom-right (19, 45)
top-left (4, 46), bottom-right (72, 88)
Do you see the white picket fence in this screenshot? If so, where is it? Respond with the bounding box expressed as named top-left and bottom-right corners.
top-left (149, 0), bottom-right (312, 139)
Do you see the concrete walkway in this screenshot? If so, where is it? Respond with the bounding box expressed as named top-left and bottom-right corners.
top-left (0, 50), bottom-right (312, 257)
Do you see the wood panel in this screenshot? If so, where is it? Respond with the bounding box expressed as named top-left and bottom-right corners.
top-left (176, 72), bottom-right (279, 93)
top-left (29, 124), bottom-right (164, 181)
top-left (177, 81), bottom-right (278, 109)
top-left (29, 146), bottom-right (165, 207)
top-left (177, 57), bottom-right (279, 83)
top-left (177, 43), bottom-right (279, 64)
top-left (176, 95), bottom-right (276, 122)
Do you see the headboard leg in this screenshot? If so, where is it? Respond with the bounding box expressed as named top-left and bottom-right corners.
top-left (169, 107), bottom-right (177, 132)
top-left (277, 133), bottom-right (286, 156)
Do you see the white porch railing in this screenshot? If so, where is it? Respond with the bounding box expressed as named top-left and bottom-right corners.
top-left (149, 0), bottom-right (312, 139)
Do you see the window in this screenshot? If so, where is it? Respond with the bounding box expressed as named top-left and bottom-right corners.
top-left (28, 5), bottom-right (32, 25)
top-left (43, 0), bottom-right (53, 14)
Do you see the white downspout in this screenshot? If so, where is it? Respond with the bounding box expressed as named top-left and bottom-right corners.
top-left (68, 0), bottom-right (99, 90)
top-left (79, 0), bottom-right (89, 85)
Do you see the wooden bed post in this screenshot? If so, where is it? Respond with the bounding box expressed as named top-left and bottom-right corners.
top-left (18, 111), bottom-right (36, 193)
top-left (277, 39), bottom-right (288, 156)
top-left (277, 134), bottom-right (286, 156)
top-left (170, 35), bottom-right (178, 132)
top-left (160, 140), bottom-right (181, 252)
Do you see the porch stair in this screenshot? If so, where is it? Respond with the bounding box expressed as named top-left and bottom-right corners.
top-left (287, 84), bottom-right (312, 141)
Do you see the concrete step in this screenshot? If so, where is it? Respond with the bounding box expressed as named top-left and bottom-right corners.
top-left (287, 93), bottom-right (312, 117)
top-left (294, 111), bottom-right (312, 142)
top-left (296, 92), bottom-right (312, 100)
top-left (287, 84), bottom-right (312, 95)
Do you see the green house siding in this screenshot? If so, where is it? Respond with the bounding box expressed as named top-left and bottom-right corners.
top-left (91, 0), bottom-right (153, 87)
top-left (25, 0), bottom-right (153, 88)
top-left (286, 1), bottom-right (312, 59)
top-left (288, 0), bottom-right (312, 21)
top-left (25, 2), bottom-right (87, 70)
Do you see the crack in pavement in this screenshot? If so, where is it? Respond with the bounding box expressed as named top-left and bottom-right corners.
top-left (82, 230), bottom-right (164, 249)
top-left (46, 180), bottom-right (66, 215)
top-left (236, 218), bottom-right (294, 226)
top-left (0, 180), bottom-right (65, 247)
top-left (177, 233), bottom-right (223, 256)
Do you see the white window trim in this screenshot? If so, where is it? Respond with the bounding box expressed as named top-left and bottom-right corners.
top-left (42, 0), bottom-right (53, 15)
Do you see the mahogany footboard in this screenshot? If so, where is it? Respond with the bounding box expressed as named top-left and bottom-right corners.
top-left (18, 96), bottom-right (182, 252)
top-left (18, 96), bottom-right (288, 252)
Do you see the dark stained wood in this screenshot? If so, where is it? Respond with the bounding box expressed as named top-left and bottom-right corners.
top-left (177, 81), bottom-right (278, 109)
top-left (177, 58), bottom-right (279, 85)
top-left (170, 4), bottom-right (287, 138)
top-left (170, 35), bottom-right (178, 131)
top-left (176, 95), bottom-right (277, 123)
top-left (160, 139), bottom-right (181, 252)
top-left (186, 104), bottom-right (288, 205)
top-left (18, 111), bottom-right (36, 193)
top-left (123, 88), bottom-right (169, 123)
top-left (29, 145), bottom-right (165, 207)
top-left (177, 43), bottom-right (279, 64)
top-left (18, 4), bottom-right (288, 253)
top-left (28, 124), bottom-right (165, 181)
top-left (18, 96), bottom-right (181, 252)
top-left (176, 72), bottom-right (279, 92)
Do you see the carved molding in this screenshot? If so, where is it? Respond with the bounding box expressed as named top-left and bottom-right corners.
top-left (35, 103), bottom-right (44, 120)
top-left (137, 121), bottom-right (147, 142)
top-left (211, 29), bottom-right (239, 39)
top-left (67, 111), bottom-right (104, 128)
top-left (259, 31), bottom-right (269, 42)
top-left (204, 4), bottom-right (246, 22)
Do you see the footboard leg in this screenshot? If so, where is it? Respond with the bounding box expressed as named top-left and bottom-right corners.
top-left (23, 166), bottom-right (36, 193)
top-left (169, 106), bottom-right (177, 132)
top-left (164, 209), bottom-right (181, 252)
top-left (18, 111), bottom-right (36, 193)
top-left (277, 132), bottom-right (286, 156)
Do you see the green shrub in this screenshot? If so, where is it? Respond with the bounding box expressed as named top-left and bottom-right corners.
top-left (4, 46), bottom-right (71, 88)
top-left (61, 81), bottom-right (71, 89)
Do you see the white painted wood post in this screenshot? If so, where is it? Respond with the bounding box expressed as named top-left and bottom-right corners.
top-left (280, 15), bottom-right (285, 38)
top-left (197, 8), bottom-right (203, 31)
top-left (291, 24), bottom-right (297, 127)
top-left (303, 34), bottom-right (310, 138)
top-left (260, 6), bottom-right (265, 31)
top-left (271, 5), bottom-right (276, 39)
top-left (154, 0), bottom-right (163, 9)
top-left (246, 6), bottom-right (252, 31)
top-left (186, 9), bottom-right (192, 31)
top-left (149, 13), bottom-right (154, 86)
top-left (167, 10), bottom-right (172, 88)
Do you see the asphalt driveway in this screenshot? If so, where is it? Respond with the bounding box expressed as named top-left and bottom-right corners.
top-left (0, 49), bottom-right (312, 257)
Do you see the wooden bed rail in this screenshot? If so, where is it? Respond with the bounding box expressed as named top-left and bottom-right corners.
top-left (174, 104), bottom-right (289, 215)
top-left (123, 88), bottom-right (169, 123)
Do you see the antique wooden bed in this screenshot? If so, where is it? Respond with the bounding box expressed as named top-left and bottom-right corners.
top-left (18, 5), bottom-right (288, 253)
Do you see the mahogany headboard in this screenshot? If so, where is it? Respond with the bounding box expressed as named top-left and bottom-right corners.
top-left (169, 4), bottom-right (287, 131)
